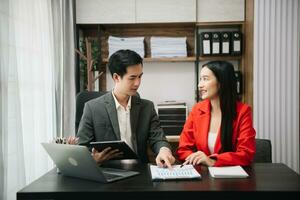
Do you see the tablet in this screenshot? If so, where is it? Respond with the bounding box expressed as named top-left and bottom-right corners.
top-left (89, 141), bottom-right (138, 160)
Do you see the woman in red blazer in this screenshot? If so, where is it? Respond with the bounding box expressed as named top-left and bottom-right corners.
top-left (177, 61), bottom-right (256, 167)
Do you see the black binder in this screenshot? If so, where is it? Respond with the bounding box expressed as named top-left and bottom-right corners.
top-left (200, 32), bottom-right (212, 56)
top-left (221, 32), bottom-right (231, 55)
top-left (234, 71), bottom-right (243, 95)
top-left (212, 32), bottom-right (221, 55)
top-left (231, 31), bottom-right (242, 56)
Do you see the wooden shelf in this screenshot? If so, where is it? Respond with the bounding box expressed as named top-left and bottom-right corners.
top-left (103, 57), bottom-right (196, 63)
top-left (144, 57), bottom-right (196, 62)
top-left (98, 23), bottom-right (196, 60)
top-left (199, 55), bottom-right (242, 61)
top-left (196, 21), bottom-right (244, 28)
top-left (76, 18), bottom-right (253, 106)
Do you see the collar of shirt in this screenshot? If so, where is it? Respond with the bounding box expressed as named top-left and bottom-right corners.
top-left (112, 90), bottom-right (132, 110)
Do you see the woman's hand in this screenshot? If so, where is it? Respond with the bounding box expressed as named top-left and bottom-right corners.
top-left (182, 151), bottom-right (216, 167)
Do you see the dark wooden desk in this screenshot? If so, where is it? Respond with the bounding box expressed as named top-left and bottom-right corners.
top-left (17, 163), bottom-right (300, 200)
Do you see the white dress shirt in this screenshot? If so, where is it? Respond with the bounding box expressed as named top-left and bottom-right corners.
top-left (112, 91), bottom-right (136, 152)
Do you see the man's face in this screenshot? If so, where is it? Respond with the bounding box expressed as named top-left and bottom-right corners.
top-left (113, 64), bottom-right (143, 96)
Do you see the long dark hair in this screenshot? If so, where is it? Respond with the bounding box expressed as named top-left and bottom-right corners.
top-left (202, 61), bottom-right (238, 152)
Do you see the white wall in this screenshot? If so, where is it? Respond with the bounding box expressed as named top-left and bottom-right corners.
top-left (254, 0), bottom-right (300, 173)
top-left (106, 62), bottom-right (196, 112)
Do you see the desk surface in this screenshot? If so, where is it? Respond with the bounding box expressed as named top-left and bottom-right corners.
top-left (17, 163), bottom-right (300, 200)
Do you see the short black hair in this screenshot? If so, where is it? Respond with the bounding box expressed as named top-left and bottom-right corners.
top-left (107, 49), bottom-right (143, 78)
top-left (202, 60), bottom-right (237, 152)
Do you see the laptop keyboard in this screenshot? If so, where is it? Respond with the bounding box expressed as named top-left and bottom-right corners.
top-left (101, 167), bottom-right (128, 174)
top-left (101, 168), bottom-right (128, 179)
top-left (103, 172), bottom-right (122, 179)
top-left (101, 167), bottom-right (139, 180)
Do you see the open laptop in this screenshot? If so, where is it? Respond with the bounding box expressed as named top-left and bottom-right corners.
top-left (41, 143), bottom-right (140, 183)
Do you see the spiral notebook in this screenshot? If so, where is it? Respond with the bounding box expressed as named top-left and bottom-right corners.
top-left (149, 164), bottom-right (201, 181)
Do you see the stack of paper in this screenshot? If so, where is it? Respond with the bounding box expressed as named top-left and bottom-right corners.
top-left (208, 166), bottom-right (249, 178)
top-left (149, 164), bottom-right (201, 181)
top-left (150, 37), bottom-right (187, 58)
top-left (108, 36), bottom-right (145, 58)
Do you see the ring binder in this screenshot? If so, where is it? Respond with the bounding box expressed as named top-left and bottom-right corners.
top-left (212, 32), bottom-right (221, 55)
top-left (200, 32), bottom-right (212, 56)
top-left (231, 31), bottom-right (242, 56)
top-left (221, 32), bottom-right (231, 55)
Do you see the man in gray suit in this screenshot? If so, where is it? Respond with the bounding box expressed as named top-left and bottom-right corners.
top-left (77, 49), bottom-right (175, 169)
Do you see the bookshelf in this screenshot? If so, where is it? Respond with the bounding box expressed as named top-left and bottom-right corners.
top-left (195, 21), bottom-right (246, 102)
top-left (76, 20), bottom-right (253, 141)
top-left (75, 0), bottom-right (254, 155)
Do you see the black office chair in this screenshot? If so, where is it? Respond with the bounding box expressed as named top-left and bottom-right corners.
top-left (75, 90), bottom-right (107, 133)
top-left (254, 138), bottom-right (272, 163)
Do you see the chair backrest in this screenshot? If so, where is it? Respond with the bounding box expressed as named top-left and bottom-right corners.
top-left (254, 138), bottom-right (272, 163)
top-left (75, 91), bottom-right (107, 133)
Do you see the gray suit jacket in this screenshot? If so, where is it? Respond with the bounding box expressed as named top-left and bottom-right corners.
top-left (77, 92), bottom-right (171, 163)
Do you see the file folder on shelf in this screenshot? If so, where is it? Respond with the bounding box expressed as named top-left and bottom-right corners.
top-left (221, 32), bottom-right (231, 55)
top-left (234, 71), bottom-right (243, 95)
top-left (231, 31), bottom-right (243, 56)
top-left (212, 32), bottom-right (221, 55)
top-left (200, 32), bottom-right (212, 56)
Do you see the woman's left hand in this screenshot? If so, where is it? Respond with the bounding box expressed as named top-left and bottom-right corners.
top-left (183, 151), bottom-right (216, 166)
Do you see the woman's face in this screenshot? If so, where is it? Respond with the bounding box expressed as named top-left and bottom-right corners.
top-left (198, 67), bottom-right (220, 100)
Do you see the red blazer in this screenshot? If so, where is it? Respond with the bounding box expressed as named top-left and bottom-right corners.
top-left (177, 99), bottom-right (256, 167)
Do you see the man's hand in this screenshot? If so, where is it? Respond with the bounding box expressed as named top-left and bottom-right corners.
top-left (155, 147), bottom-right (175, 169)
top-left (91, 147), bottom-right (123, 164)
top-left (66, 136), bottom-right (79, 145)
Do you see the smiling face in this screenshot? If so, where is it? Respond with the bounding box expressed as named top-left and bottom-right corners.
top-left (198, 66), bottom-right (220, 100)
top-left (113, 64), bottom-right (143, 97)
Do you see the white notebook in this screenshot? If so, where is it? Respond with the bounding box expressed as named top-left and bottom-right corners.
top-left (149, 164), bottom-right (201, 181)
top-left (208, 166), bottom-right (249, 178)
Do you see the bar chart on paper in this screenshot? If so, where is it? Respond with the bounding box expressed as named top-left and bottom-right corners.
top-left (149, 164), bottom-right (201, 181)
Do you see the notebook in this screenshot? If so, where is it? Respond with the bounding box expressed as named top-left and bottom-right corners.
top-left (208, 166), bottom-right (249, 178)
top-left (149, 164), bottom-right (201, 181)
top-left (41, 143), bottom-right (140, 183)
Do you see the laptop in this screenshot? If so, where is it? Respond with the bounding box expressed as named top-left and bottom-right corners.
top-left (41, 143), bottom-right (140, 183)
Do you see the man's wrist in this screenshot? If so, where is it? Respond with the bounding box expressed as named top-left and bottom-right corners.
top-left (159, 147), bottom-right (172, 154)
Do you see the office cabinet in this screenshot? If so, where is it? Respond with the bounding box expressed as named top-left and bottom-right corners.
top-left (136, 0), bottom-right (196, 23)
top-left (197, 0), bottom-right (245, 22)
top-left (75, 1), bottom-right (254, 139)
top-left (76, 0), bottom-right (196, 24)
top-left (76, 0), bottom-right (135, 24)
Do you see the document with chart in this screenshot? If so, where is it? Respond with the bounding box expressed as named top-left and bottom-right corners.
top-left (149, 164), bottom-right (201, 181)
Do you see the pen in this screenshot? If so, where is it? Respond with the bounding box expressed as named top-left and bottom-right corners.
top-left (180, 160), bottom-right (188, 168)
